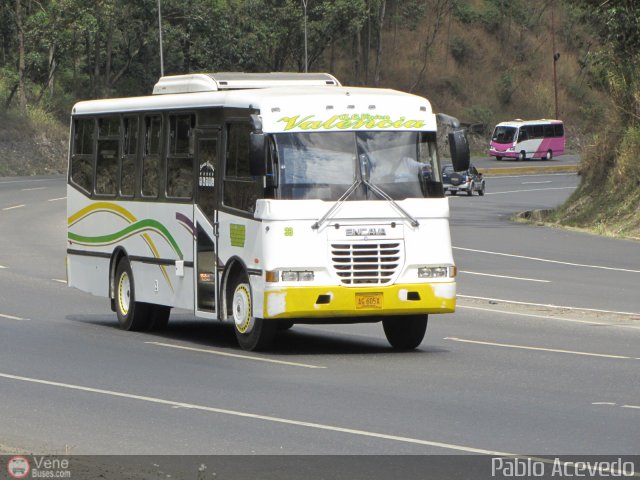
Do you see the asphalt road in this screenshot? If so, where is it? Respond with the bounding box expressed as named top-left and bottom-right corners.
top-left (0, 173), bottom-right (638, 464)
top-left (470, 153), bottom-right (581, 170)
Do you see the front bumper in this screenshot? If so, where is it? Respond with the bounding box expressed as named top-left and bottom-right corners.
top-left (262, 282), bottom-right (456, 319)
top-left (444, 182), bottom-right (472, 192)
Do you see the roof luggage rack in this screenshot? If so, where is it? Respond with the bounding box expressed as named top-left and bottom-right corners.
top-left (153, 72), bottom-right (341, 95)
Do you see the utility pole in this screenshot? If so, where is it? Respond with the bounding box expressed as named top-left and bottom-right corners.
top-left (158, 0), bottom-right (164, 77)
top-left (551, 4), bottom-right (560, 119)
top-left (302, 0), bottom-right (308, 72)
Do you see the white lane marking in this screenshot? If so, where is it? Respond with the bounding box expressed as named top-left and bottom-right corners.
top-left (456, 305), bottom-right (608, 326)
top-left (0, 265), bottom-right (6, 269)
top-left (52, 279), bottom-right (67, 284)
top-left (593, 402), bottom-right (640, 410)
top-left (457, 294), bottom-right (640, 318)
top-left (0, 371), bottom-right (515, 456)
top-left (521, 181), bottom-right (552, 185)
top-left (445, 337), bottom-right (636, 360)
top-left (0, 313), bottom-right (27, 321)
top-left (485, 186), bottom-right (576, 195)
top-left (453, 247), bottom-right (640, 274)
top-left (48, 197), bottom-right (66, 202)
top-left (460, 270), bottom-right (550, 283)
top-left (146, 341), bottom-right (326, 369)
top-left (487, 173), bottom-right (576, 179)
top-left (2, 204), bottom-right (25, 211)
top-left (20, 187), bottom-right (46, 191)
top-left (0, 178), bottom-right (64, 185)
top-left (459, 304), bottom-right (640, 331)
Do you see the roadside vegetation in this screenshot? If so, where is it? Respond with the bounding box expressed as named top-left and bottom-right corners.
top-left (0, 0), bottom-right (637, 239)
top-left (533, 2), bottom-right (640, 240)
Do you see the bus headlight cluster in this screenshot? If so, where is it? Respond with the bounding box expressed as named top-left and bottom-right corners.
top-left (266, 270), bottom-right (315, 282)
top-left (418, 266), bottom-right (456, 278)
top-left (282, 270), bottom-right (314, 282)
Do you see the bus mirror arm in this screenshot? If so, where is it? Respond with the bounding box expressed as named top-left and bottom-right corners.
top-left (448, 130), bottom-right (470, 172)
top-left (249, 132), bottom-right (266, 176)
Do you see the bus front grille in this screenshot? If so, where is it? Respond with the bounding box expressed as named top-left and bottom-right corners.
top-left (331, 242), bottom-right (402, 285)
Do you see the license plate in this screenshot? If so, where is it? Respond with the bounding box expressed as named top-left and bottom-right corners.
top-left (355, 292), bottom-right (383, 309)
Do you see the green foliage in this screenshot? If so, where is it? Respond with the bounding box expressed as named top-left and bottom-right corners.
top-left (449, 36), bottom-right (473, 64)
top-left (495, 72), bottom-right (513, 105)
top-left (462, 105), bottom-right (494, 133)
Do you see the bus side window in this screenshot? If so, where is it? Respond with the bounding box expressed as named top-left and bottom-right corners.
top-left (95, 116), bottom-right (120, 196)
top-left (70, 118), bottom-right (95, 194)
top-left (554, 123), bottom-right (564, 137)
top-left (121, 116), bottom-right (138, 197)
top-left (167, 114), bottom-right (195, 199)
top-left (518, 129), bottom-right (528, 142)
top-left (223, 122), bottom-right (260, 212)
top-left (533, 125), bottom-right (544, 138)
top-left (544, 125), bottom-right (555, 138)
top-left (95, 139), bottom-right (118, 196)
top-left (142, 115), bottom-right (162, 198)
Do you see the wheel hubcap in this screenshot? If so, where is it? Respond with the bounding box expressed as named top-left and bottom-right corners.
top-left (118, 272), bottom-right (130, 315)
top-left (233, 284), bottom-right (254, 334)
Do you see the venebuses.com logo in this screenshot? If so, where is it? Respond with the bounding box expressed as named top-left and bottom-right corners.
top-left (5, 455), bottom-right (72, 478)
top-left (7, 456), bottom-right (30, 479)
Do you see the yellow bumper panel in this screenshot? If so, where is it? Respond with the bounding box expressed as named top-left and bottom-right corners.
top-left (263, 283), bottom-right (456, 319)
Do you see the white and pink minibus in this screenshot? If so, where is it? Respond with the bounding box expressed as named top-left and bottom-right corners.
top-left (489, 119), bottom-right (565, 161)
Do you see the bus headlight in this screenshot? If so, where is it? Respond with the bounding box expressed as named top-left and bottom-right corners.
top-left (418, 266), bottom-right (456, 278)
top-left (281, 270), bottom-right (315, 282)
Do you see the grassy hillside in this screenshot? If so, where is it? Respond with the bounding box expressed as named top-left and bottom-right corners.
top-left (0, 108), bottom-right (68, 177)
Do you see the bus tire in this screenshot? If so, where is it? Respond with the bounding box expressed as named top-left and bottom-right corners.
top-left (278, 320), bottom-right (295, 331)
top-left (148, 305), bottom-right (171, 331)
top-left (114, 258), bottom-right (151, 331)
top-left (544, 150), bottom-right (553, 160)
top-left (495, 156), bottom-right (502, 161)
top-left (231, 281), bottom-right (277, 351)
top-left (382, 315), bottom-right (428, 350)
top-left (518, 151), bottom-right (526, 161)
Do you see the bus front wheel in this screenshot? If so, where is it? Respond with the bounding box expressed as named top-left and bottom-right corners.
top-left (114, 258), bottom-right (150, 331)
top-left (518, 151), bottom-right (526, 161)
top-left (382, 315), bottom-right (428, 350)
top-left (231, 281), bottom-right (277, 351)
top-left (544, 150), bottom-right (553, 160)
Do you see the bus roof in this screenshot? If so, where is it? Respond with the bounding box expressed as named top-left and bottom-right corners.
top-left (495, 119), bottom-right (563, 128)
top-left (71, 85), bottom-right (436, 133)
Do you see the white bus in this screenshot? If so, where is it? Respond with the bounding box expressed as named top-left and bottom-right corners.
top-left (66, 72), bottom-right (469, 351)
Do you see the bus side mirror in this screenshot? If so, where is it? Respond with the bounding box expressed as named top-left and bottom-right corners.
top-left (448, 130), bottom-right (470, 172)
top-left (249, 132), bottom-right (266, 176)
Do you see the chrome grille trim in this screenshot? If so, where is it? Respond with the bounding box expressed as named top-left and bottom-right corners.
top-left (331, 242), bottom-right (402, 285)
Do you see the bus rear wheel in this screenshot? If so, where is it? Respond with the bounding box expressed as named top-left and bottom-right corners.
top-left (382, 315), bottom-right (428, 350)
top-left (544, 149), bottom-right (553, 160)
top-left (114, 258), bottom-right (150, 331)
top-left (518, 151), bottom-right (526, 161)
top-left (231, 281), bottom-right (277, 351)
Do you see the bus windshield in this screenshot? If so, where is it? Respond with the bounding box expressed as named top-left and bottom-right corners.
top-left (492, 126), bottom-right (517, 144)
top-left (273, 131), bottom-right (440, 201)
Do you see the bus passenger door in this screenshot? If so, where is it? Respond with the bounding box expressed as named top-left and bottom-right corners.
top-left (195, 132), bottom-right (220, 315)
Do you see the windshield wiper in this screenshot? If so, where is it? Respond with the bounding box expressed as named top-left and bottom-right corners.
top-left (311, 179), bottom-right (362, 230)
top-left (363, 180), bottom-right (420, 228)
top-left (311, 179), bottom-right (420, 230)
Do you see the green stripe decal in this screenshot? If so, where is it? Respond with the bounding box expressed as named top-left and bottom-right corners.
top-left (68, 219), bottom-right (183, 259)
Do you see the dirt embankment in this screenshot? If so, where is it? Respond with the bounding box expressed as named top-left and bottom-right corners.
top-left (0, 111), bottom-right (68, 177)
